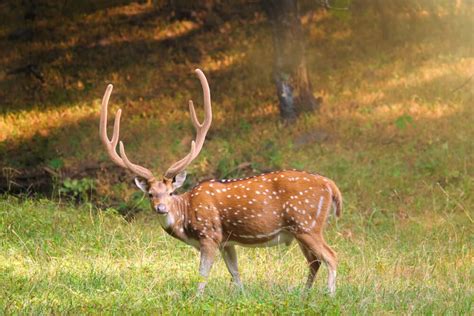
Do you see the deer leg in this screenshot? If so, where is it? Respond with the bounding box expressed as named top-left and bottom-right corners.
top-left (298, 241), bottom-right (322, 289)
top-left (296, 234), bottom-right (337, 296)
top-left (197, 239), bottom-right (218, 295)
top-left (221, 245), bottom-right (243, 289)
top-left (322, 242), bottom-right (338, 295)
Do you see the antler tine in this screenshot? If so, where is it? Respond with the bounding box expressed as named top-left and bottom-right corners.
top-left (119, 142), bottom-right (155, 180)
top-left (100, 84), bottom-right (155, 181)
top-left (164, 69), bottom-right (212, 179)
top-left (100, 84), bottom-right (127, 168)
top-left (188, 100), bottom-right (200, 129)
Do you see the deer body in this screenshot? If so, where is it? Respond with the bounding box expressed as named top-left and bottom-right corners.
top-left (183, 171), bottom-right (340, 246)
top-left (99, 69), bottom-right (342, 295)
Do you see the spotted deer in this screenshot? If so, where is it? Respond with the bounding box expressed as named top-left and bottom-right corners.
top-left (99, 69), bottom-right (342, 295)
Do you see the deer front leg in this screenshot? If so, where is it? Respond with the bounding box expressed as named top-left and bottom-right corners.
top-left (197, 239), bottom-right (218, 295)
top-left (221, 245), bottom-right (243, 290)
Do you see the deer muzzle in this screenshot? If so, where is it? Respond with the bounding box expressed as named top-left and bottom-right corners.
top-left (155, 203), bottom-right (167, 214)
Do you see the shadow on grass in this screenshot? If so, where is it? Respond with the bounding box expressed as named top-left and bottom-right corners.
top-left (0, 0), bottom-right (264, 113)
top-left (1, 1), bottom-right (470, 113)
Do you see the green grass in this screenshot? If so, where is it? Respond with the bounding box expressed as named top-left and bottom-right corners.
top-left (0, 194), bottom-right (471, 314)
top-left (1, 0), bottom-right (473, 313)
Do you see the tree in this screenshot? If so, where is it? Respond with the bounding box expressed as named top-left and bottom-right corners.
top-left (262, 0), bottom-right (320, 121)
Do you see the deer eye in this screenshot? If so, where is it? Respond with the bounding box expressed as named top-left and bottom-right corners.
top-left (148, 193), bottom-right (153, 198)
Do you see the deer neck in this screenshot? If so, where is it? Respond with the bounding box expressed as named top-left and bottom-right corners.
top-left (157, 192), bottom-right (190, 241)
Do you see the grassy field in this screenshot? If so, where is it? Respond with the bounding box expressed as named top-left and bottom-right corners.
top-left (0, 195), bottom-right (471, 314)
top-left (0, 0), bottom-right (473, 314)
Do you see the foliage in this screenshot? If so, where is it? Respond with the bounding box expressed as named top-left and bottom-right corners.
top-left (47, 157), bottom-right (64, 170)
top-left (59, 178), bottom-right (95, 202)
top-left (394, 114), bottom-right (414, 130)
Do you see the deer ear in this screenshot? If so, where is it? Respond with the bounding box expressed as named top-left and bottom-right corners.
top-left (134, 177), bottom-right (149, 193)
top-left (172, 171), bottom-right (187, 190)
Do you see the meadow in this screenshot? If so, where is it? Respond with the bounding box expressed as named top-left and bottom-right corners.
top-left (0, 1), bottom-right (472, 314)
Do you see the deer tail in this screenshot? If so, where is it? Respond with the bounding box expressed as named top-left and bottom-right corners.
top-left (328, 181), bottom-right (342, 218)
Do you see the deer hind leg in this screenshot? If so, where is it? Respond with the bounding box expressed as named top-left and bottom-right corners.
top-left (197, 239), bottom-right (218, 295)
top-left (298, 241), bottom-right (322, 289)
top-left (322, 242), bottom-right (337, 294)
top-left (221, 245), bottom-right (243, 290)
top-left (296, 234), bottom-right (338, 296)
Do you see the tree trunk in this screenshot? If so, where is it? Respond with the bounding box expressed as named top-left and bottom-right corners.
top-left (263, 0), bottom-right (320, 121)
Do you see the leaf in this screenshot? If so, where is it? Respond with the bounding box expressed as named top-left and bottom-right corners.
top-left (394, 114), bottom-right (414, 130)
top-left (48, 158), bottom-right (64, 170)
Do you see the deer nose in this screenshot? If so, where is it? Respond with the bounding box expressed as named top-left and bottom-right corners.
top-left (156, 203), bottom-right (167, 214)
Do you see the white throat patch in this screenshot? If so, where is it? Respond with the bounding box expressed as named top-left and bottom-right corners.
top-left (157, 212), bottom-right (175, 229)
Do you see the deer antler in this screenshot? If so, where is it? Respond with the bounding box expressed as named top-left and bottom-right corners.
top-left (100, 69), bottom-right (211, 181)
top-left (164, 69), bottom-right (212, 179)
top-left (100, 84), bottom-right (155, 181)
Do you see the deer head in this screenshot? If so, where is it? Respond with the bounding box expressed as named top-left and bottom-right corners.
top-left (99, 69), bottom-right (212, 214)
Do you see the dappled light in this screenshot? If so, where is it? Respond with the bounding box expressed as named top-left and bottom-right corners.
top-left (372, 101), bottom-right (458, 120)
top-left (0, 104), bottom-right (98, 143)
top-left (153, 20), bottom-right (200, 41)
top-left (202, 52), bottom-right (247, 72)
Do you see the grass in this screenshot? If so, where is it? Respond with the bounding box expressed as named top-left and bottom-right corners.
top-left (0, 195), bottom-right (471, 314)
top-left (0, 0), bottom-right (473, 314)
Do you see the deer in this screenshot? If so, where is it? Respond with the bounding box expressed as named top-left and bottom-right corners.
top-left (99, 69), bottom-right (342, 295)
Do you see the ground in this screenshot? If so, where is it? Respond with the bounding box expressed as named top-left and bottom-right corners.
top-left (0, 1), bottom-right (472, 314)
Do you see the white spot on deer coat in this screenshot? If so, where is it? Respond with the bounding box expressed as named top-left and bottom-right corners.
top-left (316, 196), bottom-right (325, 218)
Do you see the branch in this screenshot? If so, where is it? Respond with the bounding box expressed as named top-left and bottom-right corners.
top-left (450, 74), bottom-right (473, 94)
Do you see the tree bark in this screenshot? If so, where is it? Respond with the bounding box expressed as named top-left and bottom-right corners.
top-left (263, 0), bottom-right (320, 121)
